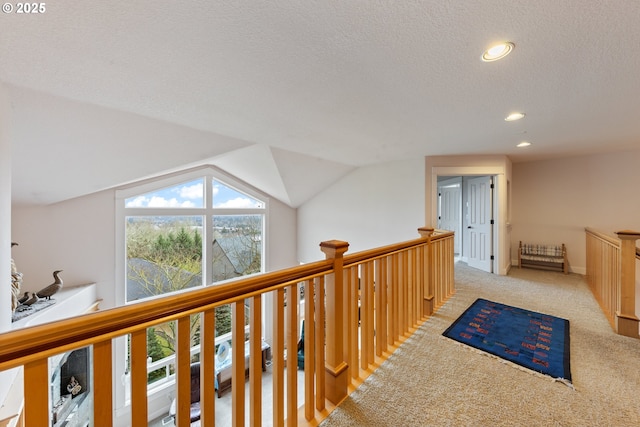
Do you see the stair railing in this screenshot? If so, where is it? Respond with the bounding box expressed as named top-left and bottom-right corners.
top-left (0, 227), bottom-right (455, 427)
top-left (585, 227), bottom-right (640, 338)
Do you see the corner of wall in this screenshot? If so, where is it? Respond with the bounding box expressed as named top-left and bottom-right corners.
top-left (0, 81), bottom-right (16, 416)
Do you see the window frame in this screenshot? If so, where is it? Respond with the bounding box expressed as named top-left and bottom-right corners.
top-left (115, 166), bottom-right (269, 306)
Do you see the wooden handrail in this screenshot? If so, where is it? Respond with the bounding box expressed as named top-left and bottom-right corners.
top-left (585, 227), bottom-right (620, 246)
top-left (0, 233), bottom-right (457, 370)
top-left (0, 258), bottom-right (332, 370)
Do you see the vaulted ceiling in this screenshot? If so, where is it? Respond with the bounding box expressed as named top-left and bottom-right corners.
top-left (3, 1), bottom-right (640, 207)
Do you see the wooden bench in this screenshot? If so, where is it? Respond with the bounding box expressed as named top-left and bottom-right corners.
top-left (518, 241), bottom-right (568, 274)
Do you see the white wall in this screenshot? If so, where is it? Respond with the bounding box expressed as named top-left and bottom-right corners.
top-left (297, 158), bottom-right (425, 263)
top-left (511, 150), bottom-right (640, 274)
top-left (267, 198), bottom-right (297, 270)
top-left (0, 85), bottom-right (11, 332)
top-left (0, 82), bottom-right (14, 410)
top-left (12, 190), bottom-right (117, 307)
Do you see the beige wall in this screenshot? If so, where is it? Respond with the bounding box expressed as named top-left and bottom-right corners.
top-left (511, 150), bottom-right (640, 274)
top-left (12, 190), bottom-right (119, 307)
top-left (297, 158), bottom-right (425, 263)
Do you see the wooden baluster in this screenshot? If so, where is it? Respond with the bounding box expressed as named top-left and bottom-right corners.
top-left (272, 288), bottom-right (285, 427)
top-left (398, 251), bottom-right (406, 335)
top-left (342, 269), bottom-right (350, 379)
top-left (250, 295), bottom-right (262, 426)
top-left (613, 244), bottom-right (618, 318)
top-left (389, 253), bottom-right (400, 345)
top-left (130, 329), bottom-right (148, 427)
top-left (304, 279), bottom-right (315, 421)
top-left (615, 230), bottom-right (640, 338)
top-left (366, 261), bottom-right (375, 359)
top-left (438, 240), bottom-right (443, 306)
top-left (416, 245), bottom-right (425, 320)
top-left (386, 255), bottom-right (395, 347)
top-left (23, 358), bottom-right (48, 426)
top-left (93, 340), bottom-right (113, 426)
top-left (347, 266), bottom-right (359, 379)
top-left (314, 276), bottom-right (325, 411)
top-left (411, 247), bottom-right (419, 325)
top-left (200, 308), bottom-right (215, 427)
top-left (176, 317), bottom-right (191, 427)
top-left (361, 261), bottom-right (371, 369)
top-left (232, 300), bottom-right (245, 427)
top-left (405, 248), bottom-right (412, 327)
top-left (375, 257), bottom-right (386, 357)
top-left (319, 240), bottom-right (349, 405)
top-left (447, 235), bottom-right (455, 298)
top-left (286, 283), bottom-right (298, 426)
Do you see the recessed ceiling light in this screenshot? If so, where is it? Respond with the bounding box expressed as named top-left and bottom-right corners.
top-left (482, 42), bottom-right (515, 62)
top-left (517, 141), bottom-right (531, 148)
top-left (505, 112), bottom-right (525, 121)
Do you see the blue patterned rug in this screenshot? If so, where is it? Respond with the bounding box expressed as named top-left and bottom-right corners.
top-left (443, 298), bottom-right (571, 383)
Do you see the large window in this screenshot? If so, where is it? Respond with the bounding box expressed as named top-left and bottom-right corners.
top-left (116, 168), bottom-right (267, 386)
top-left (120, 171), bottom-right (266, 302)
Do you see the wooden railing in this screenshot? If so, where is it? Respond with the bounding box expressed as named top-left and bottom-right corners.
top-left (585, 228), bottom-right (640, 338)
top-left (0, 228), bottom-right (455, 427)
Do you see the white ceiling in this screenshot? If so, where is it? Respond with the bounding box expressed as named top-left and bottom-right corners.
top-left (2, 1), bottom-right (640, 207)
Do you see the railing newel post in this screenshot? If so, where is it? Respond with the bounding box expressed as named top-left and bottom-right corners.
top-left (319, 240), bottom-right (350, 405)
top-left (615, 230), bottom-right (640, 338)
top-left (418, 227), bottom-right (435, 317)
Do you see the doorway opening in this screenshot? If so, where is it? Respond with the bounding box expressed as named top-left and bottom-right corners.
top-left (437, 175), bottom-right (495, 274)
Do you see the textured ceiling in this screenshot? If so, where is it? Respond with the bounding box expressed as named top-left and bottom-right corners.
top-left (2, 1), bottom-right (640, 206)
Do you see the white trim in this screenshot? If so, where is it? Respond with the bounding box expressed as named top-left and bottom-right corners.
top-left (428, 161), bottom-right (510, 275)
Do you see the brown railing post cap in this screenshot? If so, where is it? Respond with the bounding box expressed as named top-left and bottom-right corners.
top-left (320, 240), bottom-right (350, 256)
top-left (418, 227), bottom-right (435, 237)
top-left (616, 230), bottom-right (640, 239)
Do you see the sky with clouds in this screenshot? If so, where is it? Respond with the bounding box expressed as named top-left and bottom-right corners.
top-left (125, 179), bottom-right (264, 208)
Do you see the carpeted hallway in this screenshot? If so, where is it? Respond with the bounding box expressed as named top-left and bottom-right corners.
top-left (319, 262), bottom-right (640, 427)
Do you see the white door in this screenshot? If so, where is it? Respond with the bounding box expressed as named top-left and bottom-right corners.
top-left (467, 176), bottom-right (493, 272)
top-left (438, 177), bottom-right (462, 254)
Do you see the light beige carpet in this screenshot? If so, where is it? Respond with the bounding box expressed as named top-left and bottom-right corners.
top-left (319, 262), bottom-right (640, 427)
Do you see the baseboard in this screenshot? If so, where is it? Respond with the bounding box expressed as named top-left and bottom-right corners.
top-left (511, 259), bottom-right (586, 276)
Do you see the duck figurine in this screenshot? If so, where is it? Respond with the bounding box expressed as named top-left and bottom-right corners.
top-left (22, 292), bottom-right (40, 306)
top-left (36, 270), bottom-right (63, 300)
top-left (17, 291), bottom-right (30, 305)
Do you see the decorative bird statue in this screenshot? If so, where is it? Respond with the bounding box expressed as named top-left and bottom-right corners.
top-left (11, 242), bottom-right (23, 313)
top-left (36, 270), bottom-right (63, 300)
top-left (22, 292), bottom-right (39, 306)
top-left (15, 292), bottom-right (41, 312)
top-left (17, 291), bottom-right (30, 305)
